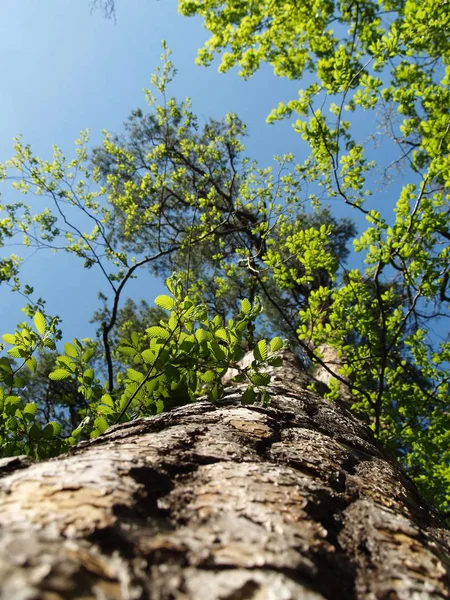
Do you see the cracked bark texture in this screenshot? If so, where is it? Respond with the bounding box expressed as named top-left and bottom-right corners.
top-left (0, 352), bottom-right (449, 600)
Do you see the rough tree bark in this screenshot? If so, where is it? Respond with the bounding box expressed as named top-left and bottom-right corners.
top-left (1, 352), bottom-right (450, 600)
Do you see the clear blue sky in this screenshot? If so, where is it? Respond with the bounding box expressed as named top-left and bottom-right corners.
top-left (0, 1), bottom-right (398, 343)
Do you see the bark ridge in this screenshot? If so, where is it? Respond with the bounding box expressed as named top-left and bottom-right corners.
top-left (0, 353), bottom-right (449, 599)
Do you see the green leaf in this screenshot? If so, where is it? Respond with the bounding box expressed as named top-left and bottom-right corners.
top-left (101, 394), bottom-right (114, 407)
top-left (250, 372), bottom-right (271, 386)
top-left (83, 368), bottom-right (95, 384)
top-left (33, 311), bottom-right (46, 335)
top-left (2, 333), bottom-right (15, 345)
top-left (49, 369), bottom-right (72, 381)
top-left (200, 370), bottom-right (215, 383)
top-left (195, 328), bottom-right (211, 342)
top-left (240, 298), bottom-right (252, 314)
top-left (28, 423), bottom-right (41, 440)
top-left (146, 326), bottom-right (170, 340)
top-left (25, 356), bottom-right (37, 373)
top-left (232, 373), bottom-right (246, 383)
top-left (268, 356), bottom-right (283, 367)
top-left (270, 337), bottom-right (284, 352)
top-left (0, 357), bottom-right (12, 373)
top-left (154, 294), bottom-right (176, 311)
top-left (209, 341), bottom-right (226, 361)
top-left (5, 396), bottom-right (21, 416)
top-left (208, 383), bottom-right (221, 401)
top-left (82, 347), bottom-right (96, 363)
top-left (7, 347), bottom-right (25, 359)
top-left (241, 386), bottom-right (256, 405)
top-left (71, 426), bottom-right (84, 438)
top-left (72, 338), bottom-right (83, 352)
top-left (56, 356), bottom-right (75, 371)
top-left (94, 416), bottom-right (109, 434)
top-left (23, 402), bottom-right (37, 417)
top-left (141, 349), bottom-right (155, 364)
top-left (127, 368), bottom-right (145, 383)
top-left (64, 343), bottom-right (78, 358)
top-left (117, 345), bottom-right (137, 357)
top-left (42, 421), bottom-right (61, 439)
top-left (261, 391), bottom-right (271, 406)
top-left (215, 328), bottom-right (228, 342)
top-left (43, 338), bottom-right (56, 350)
top-left (254, 340), bottom-right (268, 362)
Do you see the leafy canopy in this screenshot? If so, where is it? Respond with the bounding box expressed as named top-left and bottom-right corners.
top-left (178, 0), bottom-right (450, 511)
top-left (0, 0), bottom-right (449, 516)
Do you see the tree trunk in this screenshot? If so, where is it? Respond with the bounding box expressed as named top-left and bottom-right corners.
top-left (1, 352), bottom-right (449, 600)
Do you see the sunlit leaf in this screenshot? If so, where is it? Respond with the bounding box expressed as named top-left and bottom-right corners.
top-left (64, 343), bottom-right (78, 358)
top-left (146, 326), bottom-right (170, 340)
top-left (127, 368), bottom-right (145, 383)
top-left (49, 369), bottom-right (72, 381)
top-left (155, 294), bottom-right (176, 311)
top-left (240, 298), bottom-right (252, 314)
top-left (270, 337), bottom-right (284, 352)
top-left (254, 340), bottom-right (268, 362)
top-left (1, 333), bottom-right (15, 345)
top-left (33, 311), bottom-right (46, 335)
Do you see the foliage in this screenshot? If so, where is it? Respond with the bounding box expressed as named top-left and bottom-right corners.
top-left (1, 0), bottom-right (450, 515)
top-left (90, 69), bottom-right (356, 345)
top-left (0, 276), bottom-right (283, 456)
top-left (177, 0), bottom-right (450, 511)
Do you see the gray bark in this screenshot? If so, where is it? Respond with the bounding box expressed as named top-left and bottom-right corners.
top-left (0, 352), bottom-right (449, 600)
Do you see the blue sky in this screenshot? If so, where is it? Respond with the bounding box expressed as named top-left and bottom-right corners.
top-left (0, 1), bottom-right (399, 343)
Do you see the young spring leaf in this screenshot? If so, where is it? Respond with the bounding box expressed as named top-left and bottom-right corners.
top-left (195, 328), bottom-right (211, 343)
top-left (43, 338), bottom-right (56, 350)
top-left (254, 339), bottom-right (268, 362)
top-left (240, 298), bottom-right (252, 314)
top-left (25, 356), bottom-right (37, 373)
top-left (23, 402), bottom-right (38, 417)
top-left (49, 369), bottom-right (72, 381)
top-left (82, 347), bottom-right (96, 363)
top-left (7, 347), bottom-right (26, 359)
top-left (94, 416), bottom-right (109, 434)
top-left (250, 372), bottom-right (271, 386)
top-left (83, 368), bottom-right (95, 385)
top-left (127, 368), bottom-right (145, 383)
top-left (117, 345), bottom-right (137, 357)
top-left (2, 333), bottom-right (16, 345)
top-left (146, 326), bottom-right (170, 340)
top-left (141, 349), bottom-right (155, 364)
top-left (42, 421), bottom-right (61, 439)
top-left (270, 337), bottom-right (284, 352)
top-left (33, 311), bottom-right (46, 335)
top-left (56, 355), bottom-right (76, 371)
top-left (200, 370), bottom-right (215, 383)
top-left (5, 395), bottom-right (21, 416)
top-left (64, 343), bottom-right (78, 358)
top-left (28, 423), bottom-right (42, 440)
top-left (155, 294), bottom-right (176, 311)
top-left (215, 328), bottom-right (228, 342)
top-left (209, 341), bottom-right (226, 361)
top-left (101, 394), bottom-right (115, 407)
